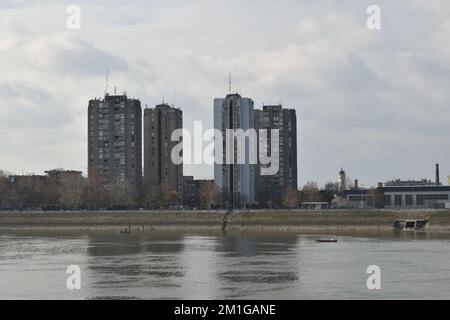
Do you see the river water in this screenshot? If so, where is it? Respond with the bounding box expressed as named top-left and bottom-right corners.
top-left (0, 229), bottom-right (449, 300)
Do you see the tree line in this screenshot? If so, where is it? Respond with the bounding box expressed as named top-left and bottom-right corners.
top-left (0, 170), bottom-right (222, 211)
top-left (1, 169), bottom-right (379, 211)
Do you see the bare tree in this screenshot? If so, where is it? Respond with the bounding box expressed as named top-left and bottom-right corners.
top-left (322, 181), bottom-right (339, 203)
top-left (159, 182), bottom-right (180, 209)
top-left (107, 179), bottom-right (136, 209)
top-left (301, 181), bottom-right (323, 202)
top-left (15, 175), bottom-right (51, 209)
top-left (283, 186), bottom-right (299, 208)
top-left (0, 171), bottom-right (10, 209)
top-left (82, 170), bottom-right (106, 210)
top-left (0, 171), bottom-right (23, 210)
top-left (141, 175), bottom-right (161, 208)
top-left (58, 175), bottom-right (87, 210)
top-left (199, 181), bottom-right (220, 209)
top-left (345, 175), bottom-right (354, 190)
top-left (324, 181), bottom-right (339, 192)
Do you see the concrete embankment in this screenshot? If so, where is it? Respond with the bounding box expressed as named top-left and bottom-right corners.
top-left (1, 209), bottom-right (450, 231)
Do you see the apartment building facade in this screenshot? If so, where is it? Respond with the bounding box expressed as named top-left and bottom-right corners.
top-left (144, 103), bottom-right (183, 200)
top-left (214, 93), bottom-right (255, 208)
top-left (88, 94), bottom-right (142, 188)
top-left (254, 105), bottom-right (298, 206)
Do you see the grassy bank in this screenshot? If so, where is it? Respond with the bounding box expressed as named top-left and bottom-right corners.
top-left (1, 209), bottom-right (450, 231)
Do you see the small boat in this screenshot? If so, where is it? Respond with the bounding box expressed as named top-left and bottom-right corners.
top-left (119, 226), bottom-right (132, 234)
top-left (315, 238), bottom-right (338, 243)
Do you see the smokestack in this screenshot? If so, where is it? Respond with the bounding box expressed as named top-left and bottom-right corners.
top-left (436, 163), bottom-right (440, 185)
top-left (354, 179), bottom-right (359, 189)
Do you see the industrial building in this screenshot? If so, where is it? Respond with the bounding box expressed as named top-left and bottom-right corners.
top-left (379, 164), bottom-right (450, 209)
top-left (345, 164), bottom-right (450, 209)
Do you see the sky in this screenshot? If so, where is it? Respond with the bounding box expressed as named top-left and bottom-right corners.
top-left (0, 0), bottom-right (450, 188)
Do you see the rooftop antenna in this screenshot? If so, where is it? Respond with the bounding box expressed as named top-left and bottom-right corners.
top-left (105, 68), bottom-right (109, 95)
top-left (228, 70), bottom-right (232, 94)
top-left (114, 84), bottom-right (117, 95)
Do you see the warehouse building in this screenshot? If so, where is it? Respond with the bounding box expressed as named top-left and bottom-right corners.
top-left (378, 164), bottom-right (450, 209)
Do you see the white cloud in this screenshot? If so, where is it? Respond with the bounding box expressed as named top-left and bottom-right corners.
top-left (0, 0), bottom-right (449, 186)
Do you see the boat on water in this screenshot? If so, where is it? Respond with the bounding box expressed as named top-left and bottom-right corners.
top-left (119, 226), bottom-right (132, 234)
top-left (315, 239), bottom-right (338, 243)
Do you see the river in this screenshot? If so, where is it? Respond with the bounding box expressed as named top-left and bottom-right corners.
top-left (1, 229), bottom-right (449, 299)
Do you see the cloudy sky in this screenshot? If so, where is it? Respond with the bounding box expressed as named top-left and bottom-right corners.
top-left (1, 0), bottom-right (450, 187)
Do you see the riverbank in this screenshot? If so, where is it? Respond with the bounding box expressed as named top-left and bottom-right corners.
top-left (1, 209), bottom-right (450, 231)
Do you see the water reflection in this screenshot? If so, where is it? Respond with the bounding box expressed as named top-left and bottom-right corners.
top-left (1, 229), bottom-right (450, 299)
top-left (213, 232), bottom-right (300, 298)
top-left (82, 231), bottom-right (302, 299)
top-left (176, 236), bottom-right (219, 299)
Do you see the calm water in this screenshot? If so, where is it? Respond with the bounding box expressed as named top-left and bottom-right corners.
top-left (1, 229), bottom-right (450, 300)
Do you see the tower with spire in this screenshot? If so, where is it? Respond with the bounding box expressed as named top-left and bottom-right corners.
top-left (338, 167), bottom-right (347, 192)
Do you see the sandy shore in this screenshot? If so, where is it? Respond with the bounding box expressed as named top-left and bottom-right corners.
top-left (1, 209), bottom-right (450, 231)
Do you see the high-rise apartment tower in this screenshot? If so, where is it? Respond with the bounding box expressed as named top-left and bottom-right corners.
top-left (144, 103), bottom-right (183, 200)
top-left (254, 105), bottom-right (297, 206)
top-left (214, 93), bottom-right (255, 207)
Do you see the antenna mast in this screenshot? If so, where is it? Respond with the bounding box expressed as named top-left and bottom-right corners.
top-left (228, 70), bottom-right (232, 94)
top-left (105, 68), bottom-right (109, 96)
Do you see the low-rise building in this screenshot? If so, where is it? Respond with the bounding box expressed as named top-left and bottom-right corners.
top-left (377, 164), bottom-right (450, 209)
top-left (300, 202), bottom-right (329, 210)
top-left (344, 164), bottom-right (450, 210)
top-left (45, 169), bottom-right (83, 182)
top-left (378, 184), bottom-right (450, 209)
top-left (345, 188), bottom-right (371, 209)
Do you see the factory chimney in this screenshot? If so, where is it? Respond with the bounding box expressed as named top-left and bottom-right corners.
top-left (436, 163), bottom-right (440, 185)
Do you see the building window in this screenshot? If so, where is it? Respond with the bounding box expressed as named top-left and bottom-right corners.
top-left (405, 195), bottom-right (413, 206)
top-left (417, 194), bottom-right (449, 205)
top-left (395, 195), bottom-right (402, 206)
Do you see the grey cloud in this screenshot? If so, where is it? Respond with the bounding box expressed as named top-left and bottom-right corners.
top-left (40, 35), bottom-right (129, 77)
top-left (0, 82), bottom-right (73, 128)
top-left (1, 0), bottom-right (450, 185)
